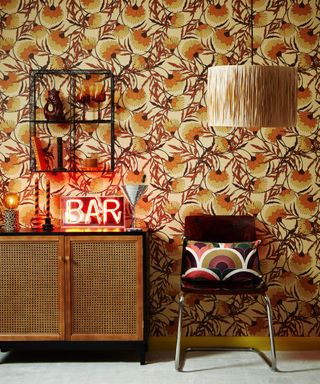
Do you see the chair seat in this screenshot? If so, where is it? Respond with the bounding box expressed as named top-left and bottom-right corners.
top-left (181, 280), bottom-right (268, 295)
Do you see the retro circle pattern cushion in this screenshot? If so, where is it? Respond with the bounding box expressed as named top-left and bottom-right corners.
top-left (182, 240), bottom-right (262, 285)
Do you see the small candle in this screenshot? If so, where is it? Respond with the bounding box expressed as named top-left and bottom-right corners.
top-left (46, 179), bottom-right (50, 217)
top-left (34, 178), bottom-right (39, 215)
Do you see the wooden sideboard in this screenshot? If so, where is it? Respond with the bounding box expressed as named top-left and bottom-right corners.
top-left (0, 230), bottom-right (148, 363)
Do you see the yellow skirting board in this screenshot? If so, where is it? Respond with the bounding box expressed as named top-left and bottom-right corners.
top-left (149, 337), bottom-right (320, 351)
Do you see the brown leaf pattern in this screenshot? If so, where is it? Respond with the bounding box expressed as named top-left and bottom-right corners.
top-left (0, 0), bottom-right (319, 337)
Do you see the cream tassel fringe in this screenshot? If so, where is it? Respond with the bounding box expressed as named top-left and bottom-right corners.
top-left (207, 65), bottom-right (297, 127)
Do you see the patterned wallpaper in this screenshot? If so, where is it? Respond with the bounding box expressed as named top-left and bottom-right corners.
top-left (0, 0), bottom-right (319, 337)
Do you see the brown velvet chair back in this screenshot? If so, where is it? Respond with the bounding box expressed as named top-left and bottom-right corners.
top-left (184, 215), bottom-right (256, 242)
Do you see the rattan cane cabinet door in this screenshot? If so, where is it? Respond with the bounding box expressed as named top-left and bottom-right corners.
top-left (0, 235), bottom-right (65, 340)
top-left (65, 235), bottom-right (144, 341)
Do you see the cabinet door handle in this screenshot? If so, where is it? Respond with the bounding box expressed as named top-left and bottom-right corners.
top-left (65, 256), bottom-right (70, 261)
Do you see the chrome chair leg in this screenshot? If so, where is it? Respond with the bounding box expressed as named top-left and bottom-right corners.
top-left (174, 293), bottom-right (184, 371)
top-left (263, 294), bottom-right (277, 371)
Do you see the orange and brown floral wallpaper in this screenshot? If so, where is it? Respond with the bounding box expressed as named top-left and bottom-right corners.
top-left (0, 0), bottom-right (319, 337)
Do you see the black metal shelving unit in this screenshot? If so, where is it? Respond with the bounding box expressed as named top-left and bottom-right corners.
top-left (29, 69), bottom-right (115, 173)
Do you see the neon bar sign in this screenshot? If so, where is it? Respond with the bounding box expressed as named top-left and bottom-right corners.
top-left (61, 196), bottom-right (125, 228)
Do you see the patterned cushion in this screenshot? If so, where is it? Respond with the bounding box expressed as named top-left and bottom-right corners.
top-left (181, 240), bottom-right (262, 285)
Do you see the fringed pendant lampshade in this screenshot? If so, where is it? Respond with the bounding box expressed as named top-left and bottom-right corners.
top-left (207, 65), bottom-right (297, 127)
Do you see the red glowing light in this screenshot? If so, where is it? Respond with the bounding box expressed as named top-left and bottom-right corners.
top-left (61, 196), bottom-right (125, 228)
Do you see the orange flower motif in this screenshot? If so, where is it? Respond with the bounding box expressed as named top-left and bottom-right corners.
top-left (130, 29), bottom-right (152, 53)
top-left (269, 286), bottom-right (286, 307)
top-left (215, 301), bottom-right (230, 317)
top-left (298, 53), bottom-right (313, 69)
top-left (136, 196), bottom-right (152, 215)
top-left (171, 178), bottom-right (188, 192)
top-left (205, 4), bottom-right (229, 26)
top-left (262, 204), bottom-right (287, 225)
top-left (297, 28), bottom-right (318, 49)
top-left (123, 4), bottom-right (146, 27)
top-left (40, 5), bottom-right (65, 28)
top-left (163, 36), bottom-right (179, 53)
top-left (42, 4), bottom-right (63, 18)
top-left (206, 169), bottom-right (230, 192)
top-left (213, 194), bottom-right (234, 214)
top-left (263, 38), bottom-right (286, 60)
top-left (179, 122), bottom-right (203, 143)
top-left (7, 96), bottom-right (26, 112)
top-left (0, 37), bottom-right (14, 53)
top-left (0, 0), bottom-right (19, 13)
top-left (262, 127), bottom-right (286, 143)
top-left (80, 0), bottom-right (103, 13)
top-left (89, 177), bottom-right (106, 193)
top-left (171, 95), bottom-right (192, 110)
top-left (125, 170), bottom-right (146, 185)
top-left (163, 0), bottom-right (184, 12)
top-left (248, 318), bottom-right (267, 336)
top-left (81, 37), bottom-right (97, 52)
top-left (213, 29), bottom-right (234, 52)
top-left (4, 14), bottom-right (24, 29)
top-left (279, 21), bottom-right (295, 38)
top-left (14, 40), bottom-right (39, 61)
top-left (132, 137), bottom-right (147, 153)
top-left (196, 106), bottom-right (207, 122)
top-left (196, 189), bottom-right (212, 204)
top-left (295, 277), bottom-right (318, 301)
top-left (164, 154), bottom-right (186, 177)
top-left (170, 12), bottom-right (190, 28)
top-left (115, 107), bottom-right (131, 122)
top-left (114, 24), bottom-right (130, 40)
top-left (183, 40), bottom-right (204, 60)
top-left (164, 71), bottom-right (186, 95)
top-left (298, 219), bottom-right (312, 235)
top-left (0, 120), bottom-right (14, 134)
top-left (87, 13), bottom-right (106, 28)
top-left (123, 87), bottom-right (147, 111)
top-left (164, 119), bottom-right (179, 135)
top-left (296, 194), bottom-right (317, 218)
top-left (165, 201), bottom-right (180, 216)
top-left (30, 24), bottom-right (47, 41)
top-left (247, 200), bottom-right (263, 216)
top-left (289, 3), bottom-right (314, 25)
top-left (45, 172), bottom-right (68, 193)
top-left (0, 72), bottom-right (20, 96)
top-left (291, 169), bottom-right (312, 183)
top-left (132, 55), bottom-right (148, 70)
top-left (179, 203), bottom-right (203, 218)
top-left (179, 38), bottom-right (204, 60)
top-left (14, 122), bottom-right (29, 144)
top-left (253, 178), bottom-right (270, 193)
top-left (297, 111), bottom-right (317, 134)
top-left (96, 40), bottom-right (121, 61)
top-left (247, 153), bottom-right (268, 176)
top-left (298, 86), bottom-right (312, 108)
top-left (0, 154), bottom-right (23, 178)
top-left (131, 113), bottom-right (152, 136)
top-left (279, 188), bottom-right (295, 204)
top-left (289, 169), bottom-right (312, 192)
top-left (214, 53), bottom-right (229, 65)
top-left (253, 11), bottom-right (272, 27)
top-left (298, 137), bottom-right (313, 153)
top-left (297, 302), bottom-right (313, 317)
top-left (47, 30), bottom-right (69, 54)
top-left (197, 23), bottom-right (212, 39)
top-left (289, 251), bottom-right (314, 275)
top-left (50, 56), bottom-right (65, 69)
